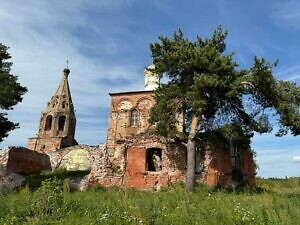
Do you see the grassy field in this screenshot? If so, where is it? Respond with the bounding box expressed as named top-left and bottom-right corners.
top-left (0, 177), bottom-right (299, 225)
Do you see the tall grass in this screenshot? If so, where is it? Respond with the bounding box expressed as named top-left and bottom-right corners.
top-left (0, 177), bottom-right (299, 225)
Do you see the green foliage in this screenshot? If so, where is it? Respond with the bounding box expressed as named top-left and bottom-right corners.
top-left (92, 184), bottom-right (106, 192)
top-left (149, 26), bottom-right (300, 140)
top-left (31, 178), bottom-right (63, 218)
top-left (0, 178), bottom-right (299, 224)
top-left (150, 84), bottom-right (185, 138)
top-left (25, 168), bottom-right (89, 190)
top-left (111, 165), bottom-right (121, 174)
top-left (25, 169), bottom-right (65, 190)
top-left (0, 43), bottom-right (27, 142)
top-left (63, 178), bottom-right (70, 201)
top-left (274, 81), bottom-right (300, 136)
top-left (149, 27), bottom-right (300, 191)
top-left (198, 122), bottom-right (252, 150)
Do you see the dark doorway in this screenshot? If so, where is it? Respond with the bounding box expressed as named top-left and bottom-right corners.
top-left (146, 148), bottom-right (162, 171)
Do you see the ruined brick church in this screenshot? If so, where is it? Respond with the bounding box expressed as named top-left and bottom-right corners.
top-left (23, 66), bottom-right (255, 189)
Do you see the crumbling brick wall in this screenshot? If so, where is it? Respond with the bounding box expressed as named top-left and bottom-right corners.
top-left (123, 136), bottom-right (186, 189)
top-left (4, 147), bottom-right (51, 175)
top-left (104, 90), bottom-right (256, 190)
top-left (241, 149), bottom-right (256, 186)
top-left (201, 147), bottom-right (232, 187)
top-left (28, 136), bottom-right (77, 153)
top-left (49, 144), bottom-right (115, 190)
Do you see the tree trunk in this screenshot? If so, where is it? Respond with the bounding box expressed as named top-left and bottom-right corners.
top-left (185, 113), bottom-right (201, 192)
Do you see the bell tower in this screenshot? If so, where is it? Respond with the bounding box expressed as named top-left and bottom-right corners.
top-left (28, 68), bottom-right (77, 152)
top-left (144, 64), bottom-right (160, 91)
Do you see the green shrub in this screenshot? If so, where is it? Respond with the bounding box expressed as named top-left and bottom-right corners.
top-left (25, 168), bottom-right (90, 191)
top-left (31, 177), bottom-right (63, 218)
top-left (92, 184), bottom-right (106, 192)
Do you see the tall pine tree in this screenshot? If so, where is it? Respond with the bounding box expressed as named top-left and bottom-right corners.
top-left (149, 27), bottom-right (300, 192)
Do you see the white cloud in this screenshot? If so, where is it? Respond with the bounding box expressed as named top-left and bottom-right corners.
top-left (0, 0), bottom-right (144, 147)
top-left (273, 1), bottom-right (300, 23)
top-left (292, 155), bottom-right (300, 162)
top-left (275, 64), bottom-right (300, 82)
top-left (253, 135), bottom-right (300, 177)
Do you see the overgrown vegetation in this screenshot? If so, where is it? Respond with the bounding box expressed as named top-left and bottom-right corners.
top-left (24, 168), bottom-right (90, 190)
top-left (0, 177), bottom-right (299, 224)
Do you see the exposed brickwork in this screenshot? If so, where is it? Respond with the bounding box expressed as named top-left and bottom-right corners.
top-left (116, 135), bottom-right (233, 189)
top-left (0, 147), bottom-right (51, 191)
top-left (241, 149), bottom-right (256, 186)
top-left (104, 87), bottom-right (257, 189)
top-left (28, 136), bottom-right (77, 153)
top-left (106, 91), bottom-right (155, 164)
top-left (125, 147), bottom-right (146, 173)
top-left (119, 135), bottom-right (246, 189)
top-left (0, 147), bottom-right (51, 175)
top-left (204, 147), bottom-right (232, 186)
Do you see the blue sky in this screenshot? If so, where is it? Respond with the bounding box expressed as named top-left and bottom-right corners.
top-left (0, 0), bottom-right (299, 178)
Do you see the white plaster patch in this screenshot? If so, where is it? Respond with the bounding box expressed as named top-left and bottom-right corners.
top-left (59, 149), bottom-right (91, 171)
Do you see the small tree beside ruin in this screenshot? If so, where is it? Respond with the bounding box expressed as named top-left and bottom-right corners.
top-left (0, 43), bottom-right (27, 142)
top-left (149, 26), bottom-right (300, 192)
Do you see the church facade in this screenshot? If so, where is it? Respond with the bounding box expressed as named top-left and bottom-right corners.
top-left (104, 66), bottom-right (256, 188)
top-left (26, 66), bottom-right (256, 190)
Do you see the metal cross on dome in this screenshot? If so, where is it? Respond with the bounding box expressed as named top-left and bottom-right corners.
top-left (66, 59), bottom-right (69, 69)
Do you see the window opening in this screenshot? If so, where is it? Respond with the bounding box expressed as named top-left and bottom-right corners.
top-left (229, 137), bottom-right (240, 169)
top-left (58, 116), bottom-right (66, 131)
top-left (130, 109), bottom-right (139, 127)
top-left (45, 115), bottom-right (52, 131)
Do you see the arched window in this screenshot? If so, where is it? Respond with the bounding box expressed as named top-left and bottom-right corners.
top-left (62, 101), bottom-right (66, 108)
top-left (45, 115), bottom-right (52, 131)
top-left (58, 116), bottom-right (66, 131)
top-left (130, 109), bottom-right (138, 127)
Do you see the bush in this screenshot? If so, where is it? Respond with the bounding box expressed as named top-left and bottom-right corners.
top-left (25, 168), bottom-right (90, 190)
top-left (31, 177), bottom-right (63, 218)
top-left (92, 184), bottom-right (106, 192)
